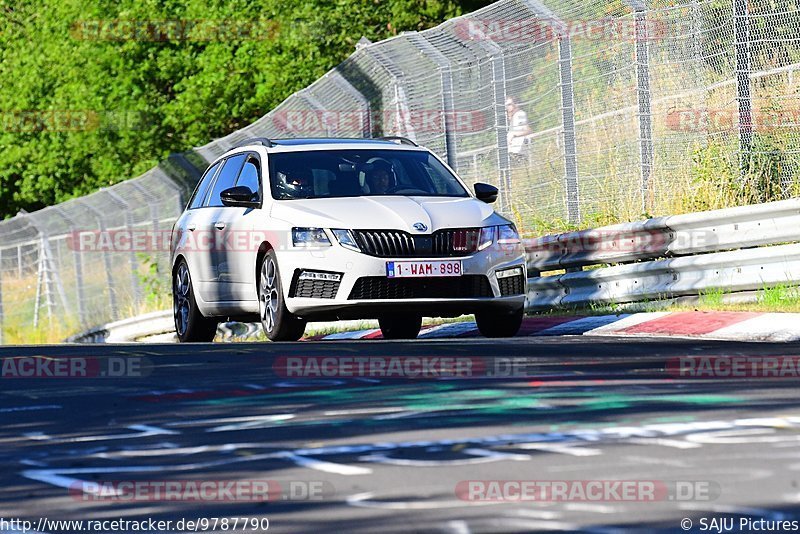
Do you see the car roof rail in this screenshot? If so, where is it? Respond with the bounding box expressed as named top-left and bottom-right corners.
top-left (378, 136), bottom-right (419, 147)
top-left (237, 137), bottom-right (274, 148)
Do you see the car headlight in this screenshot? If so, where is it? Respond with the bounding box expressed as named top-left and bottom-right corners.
top-left (331, 229), bottom-right (360, 252)
top-left (497, 224), bottom-right (521, 245)
top-left (478, 224), bottom-right (520, 251)
top-left (292, 227), bottom-right (331, 248)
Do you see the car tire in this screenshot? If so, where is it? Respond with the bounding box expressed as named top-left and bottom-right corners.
top-left (259, 250), bottom-right (307, 341)
top-left (378, 314), bottom-right (422, 340)
top-left (173, 260), bottom-right (218, 343)
top-left (475, 306), bottom-right (523, 338)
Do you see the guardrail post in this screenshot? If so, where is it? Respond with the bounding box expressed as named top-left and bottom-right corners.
top-left (406, 32), bottom-right (458, 168)
top-left (627, 1), bottom-right (654, 214)
top-left (522, 0), bottom-right (580, 224)
top-left (734, 0), bottom-right (753, 182)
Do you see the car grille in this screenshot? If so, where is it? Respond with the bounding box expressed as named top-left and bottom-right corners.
top-left (498, 274), bottom-right (526, 296)
top-left (352, 229), bottom-right (480, 258)
top-left (348, 275), bottom-right (493, 300)
top-left (293, 279), bottom-right (340, 299)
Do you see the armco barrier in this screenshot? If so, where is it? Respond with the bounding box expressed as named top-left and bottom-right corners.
top-left (69, 197), bottom-right (800, 342)
top-left (4, 0), bottom-right (800, 343)
top-left (526, 198), bottom-right (800, 310)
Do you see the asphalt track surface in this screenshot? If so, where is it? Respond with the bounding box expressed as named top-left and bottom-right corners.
top-left (3, 337), bottom-right (800, 533)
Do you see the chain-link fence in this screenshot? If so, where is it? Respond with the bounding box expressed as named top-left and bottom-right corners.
top-left (1, 0), bottom-right (798, 342)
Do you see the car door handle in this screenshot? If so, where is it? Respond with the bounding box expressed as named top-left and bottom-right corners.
top-left (186, 224), bottom-right (196, 231)
top-left (214, 222), bottom-right (226, 230)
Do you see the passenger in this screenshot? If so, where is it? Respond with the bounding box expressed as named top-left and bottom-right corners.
top-left (366, 161), bottom-right (395, 194)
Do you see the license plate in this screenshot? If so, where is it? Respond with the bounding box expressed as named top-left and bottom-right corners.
top-left (386, 260), bottom-right (462, 278)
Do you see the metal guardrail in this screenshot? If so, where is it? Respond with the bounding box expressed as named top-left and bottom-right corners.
top-left (67, 310), bottom-right (174, 343)
top-left (67, 314), bottom-right (376, 343)
top-left (525, 198), bottom-right (800, 310)
top-left (67, 197), bottom-right (800, 340)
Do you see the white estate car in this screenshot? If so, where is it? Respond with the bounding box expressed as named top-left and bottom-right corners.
top-left (170, 137), bottom-right (527, 342)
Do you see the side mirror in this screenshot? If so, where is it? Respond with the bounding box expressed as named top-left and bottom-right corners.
top-left (221, 186), bottom-right (259, 208)
top-left (474, 182), bottom-right (498, 204)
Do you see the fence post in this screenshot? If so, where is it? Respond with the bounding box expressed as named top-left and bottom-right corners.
top-left (558, 38), bottom-right (580, 224)
top-left (326, 70), bottom-right (372, 137)
top-left (523, 0), bottom-right (580, 224)
top-left (362, 46), bottom-right (417, 141)
top-left (55, 208), bottom-right (87, 326)
top-left (79, 200), bottom-right (119, 320)
top-left (734, 0), bottom-right (753, 182)
top-left (627, 1), bottom-right (654, 214)
top-left (33, 234), bottom-right (58, 328)
top-left (104, 188), bottom-right (142, 307)
top-left (469, 31), bottom-right (512, 213)
top-left (299, 90), bottom-right (335, 137)
top-left (157, 168), bottom-right (187, 217)
top-left (406, 32), bottom-right (458, 168)
top-left (131, 182), bottom-right (162, 236)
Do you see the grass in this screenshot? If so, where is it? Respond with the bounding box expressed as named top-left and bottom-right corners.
top-left (1, 257), bottom-right (171, 344)
top-left (530, 283), bottom-right (800, 317)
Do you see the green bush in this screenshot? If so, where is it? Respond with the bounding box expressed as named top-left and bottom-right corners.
top-left (0, 0), bottom-right (491, 219)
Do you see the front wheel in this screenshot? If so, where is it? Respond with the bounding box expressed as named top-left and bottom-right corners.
top-left (475, 307), bottom-right (523, 338)
top-left (378, 314), bottom-right (422, 340)
top-left (173, 260), bottom-right (218, 342)
top-left (259, 250), bottom-right (306, 341)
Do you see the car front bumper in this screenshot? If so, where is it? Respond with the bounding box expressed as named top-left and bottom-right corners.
top-left (278, 244), bottom-right (527, 320)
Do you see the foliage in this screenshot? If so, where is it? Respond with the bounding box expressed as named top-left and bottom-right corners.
top-left (135, 253), bottom-right (169, 308)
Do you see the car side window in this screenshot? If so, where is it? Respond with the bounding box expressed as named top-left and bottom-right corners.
top-left (188, 162), bottom-right (222, 210)
top-left (206, 154), bottom-right (247, 207)
top-left (236, 158), bottom-right (261, 200)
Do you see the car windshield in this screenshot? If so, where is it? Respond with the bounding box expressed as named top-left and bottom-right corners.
top-left (268, 149), bottom-right (469, 200)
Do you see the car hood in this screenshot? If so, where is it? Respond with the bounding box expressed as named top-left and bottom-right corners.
top-left (270, 196), bottom-right (506, 231)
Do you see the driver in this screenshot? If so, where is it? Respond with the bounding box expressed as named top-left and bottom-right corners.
top-left (276, 167), bottom-right (313, 198)
top-left (366, 160), bottom-right (396, 195)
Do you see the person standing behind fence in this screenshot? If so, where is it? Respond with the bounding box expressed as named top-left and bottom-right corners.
top-left (506, 97), bottom-right (531, 165)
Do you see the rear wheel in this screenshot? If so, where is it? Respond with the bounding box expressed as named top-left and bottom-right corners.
top-left (173, 260), bottom-right (218, 342)
top-left (378, 314), bottom-right (422, 340)
top-left (259, 250), bottom-right (306, 341)
top-left (475, 306), bottom-right (523, 338)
